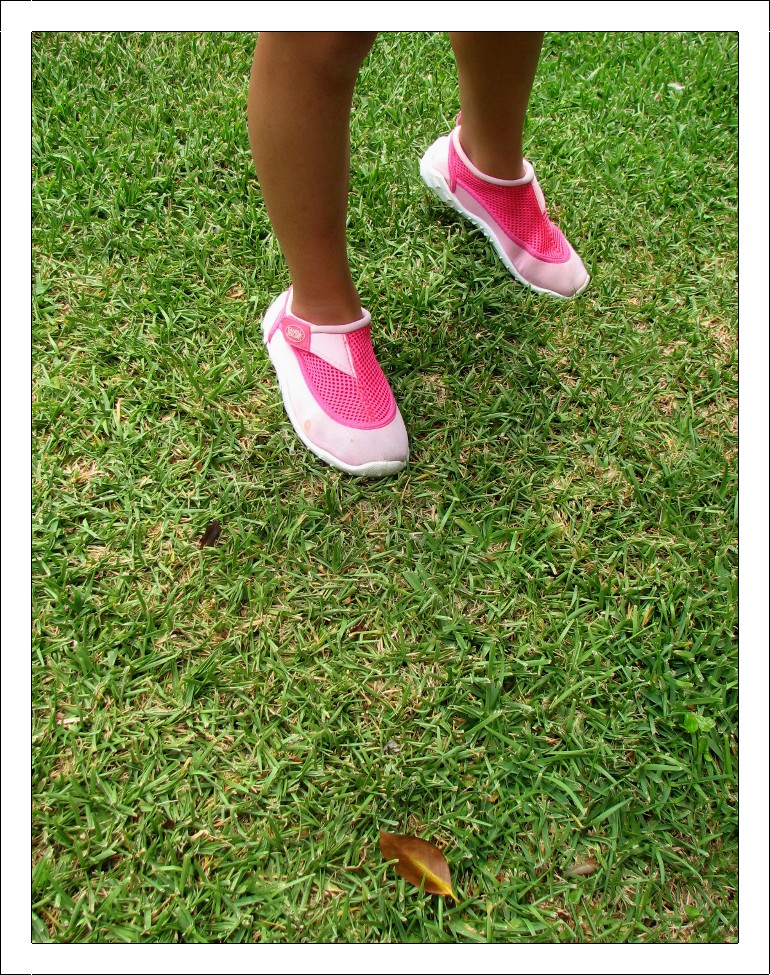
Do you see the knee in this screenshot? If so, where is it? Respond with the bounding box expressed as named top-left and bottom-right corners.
top-left (260, 31), bottom-right (376, 85)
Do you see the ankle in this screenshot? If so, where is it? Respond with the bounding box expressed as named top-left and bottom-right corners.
top-left (457, 129), bottom-right (526, 181)
top-left (290, 290), bottom-right (364, 326)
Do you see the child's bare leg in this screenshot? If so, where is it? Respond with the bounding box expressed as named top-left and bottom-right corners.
top-left (449, 32), bottom-right (544, 180)
top-left (248, 32), bottom-right (377, 325)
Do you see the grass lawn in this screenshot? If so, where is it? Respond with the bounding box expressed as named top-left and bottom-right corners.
top-left (31, 31), bottom-right (738, 944)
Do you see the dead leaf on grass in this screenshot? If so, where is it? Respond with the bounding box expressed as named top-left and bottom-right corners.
top-left (379, 831), bottom-right (458, 902)
top-left (199, 520), bottom-right (222, 548)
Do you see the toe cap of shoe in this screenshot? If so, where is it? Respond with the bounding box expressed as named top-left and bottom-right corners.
top-left (514, 245), bottom-right (590, 297)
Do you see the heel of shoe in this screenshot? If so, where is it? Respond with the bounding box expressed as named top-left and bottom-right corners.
top-left (419, 138), bottom-right (452, 197)
top-left (262, 292), bottom-right (288, 346)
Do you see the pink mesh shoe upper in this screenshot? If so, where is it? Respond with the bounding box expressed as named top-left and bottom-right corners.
top-left (448, 136), bottom-right (570, 263)
top-left (293, 326), bottom-right (396, 429)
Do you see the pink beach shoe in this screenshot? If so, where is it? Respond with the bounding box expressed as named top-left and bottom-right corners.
top-left (261, 289), bottom-right (409, 477)
top-left (420, 123), bottom-right (589, 298)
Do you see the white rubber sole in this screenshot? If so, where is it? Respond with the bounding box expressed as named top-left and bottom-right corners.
top-left (419, 140), bottom-right (590, 299)
top-left (261, 296), bottom-right (407, 478)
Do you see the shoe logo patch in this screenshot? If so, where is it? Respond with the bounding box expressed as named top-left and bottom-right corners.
top-left (284, 323), bottom-right (306, 345)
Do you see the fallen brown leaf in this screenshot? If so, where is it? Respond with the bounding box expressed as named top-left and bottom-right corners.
top-left (379, 831), bottom-right (458, 902)
top-left (199, 520), bottom-right (222, 548)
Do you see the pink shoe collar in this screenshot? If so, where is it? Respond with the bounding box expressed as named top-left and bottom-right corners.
top-left (451, 127), bottom-right (534, 187)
